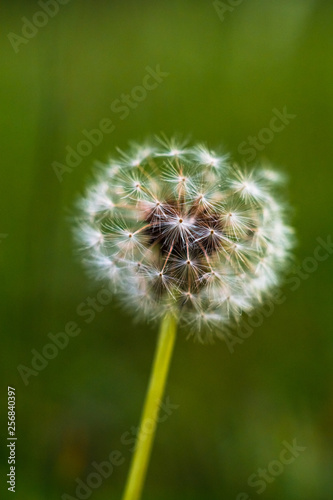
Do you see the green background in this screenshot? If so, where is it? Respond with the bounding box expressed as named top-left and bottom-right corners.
top-left (1, 1), bottom-right (333, 498)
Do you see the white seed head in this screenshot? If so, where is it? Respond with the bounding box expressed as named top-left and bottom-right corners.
top-left (74, 137), bottom-right (295, 341)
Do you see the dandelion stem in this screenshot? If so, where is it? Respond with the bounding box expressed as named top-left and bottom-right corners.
top-left (121, 312), bottom-right (177, 500)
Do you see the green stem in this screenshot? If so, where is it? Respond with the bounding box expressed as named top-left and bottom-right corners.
top-left (122, 313), bottom-right (177, 500)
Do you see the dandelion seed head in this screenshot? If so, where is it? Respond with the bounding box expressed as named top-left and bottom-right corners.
top-left (74, 137), bottom-right (294, 340)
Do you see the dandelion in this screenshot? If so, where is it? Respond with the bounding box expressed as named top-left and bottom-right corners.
top-left (74, 136), bottom-right (294, 500)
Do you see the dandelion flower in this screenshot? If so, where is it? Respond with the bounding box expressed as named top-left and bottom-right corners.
top-left (73, 136), bottom-right (294, 500)
top-left (75, 137), bottom-right (294, 337)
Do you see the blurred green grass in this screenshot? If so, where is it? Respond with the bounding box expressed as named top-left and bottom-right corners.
top-left (1, 0), bottom-right (333, 498)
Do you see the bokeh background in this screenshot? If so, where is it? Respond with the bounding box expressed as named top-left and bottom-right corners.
top-left (1, 0), bottom-right (333, 499)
